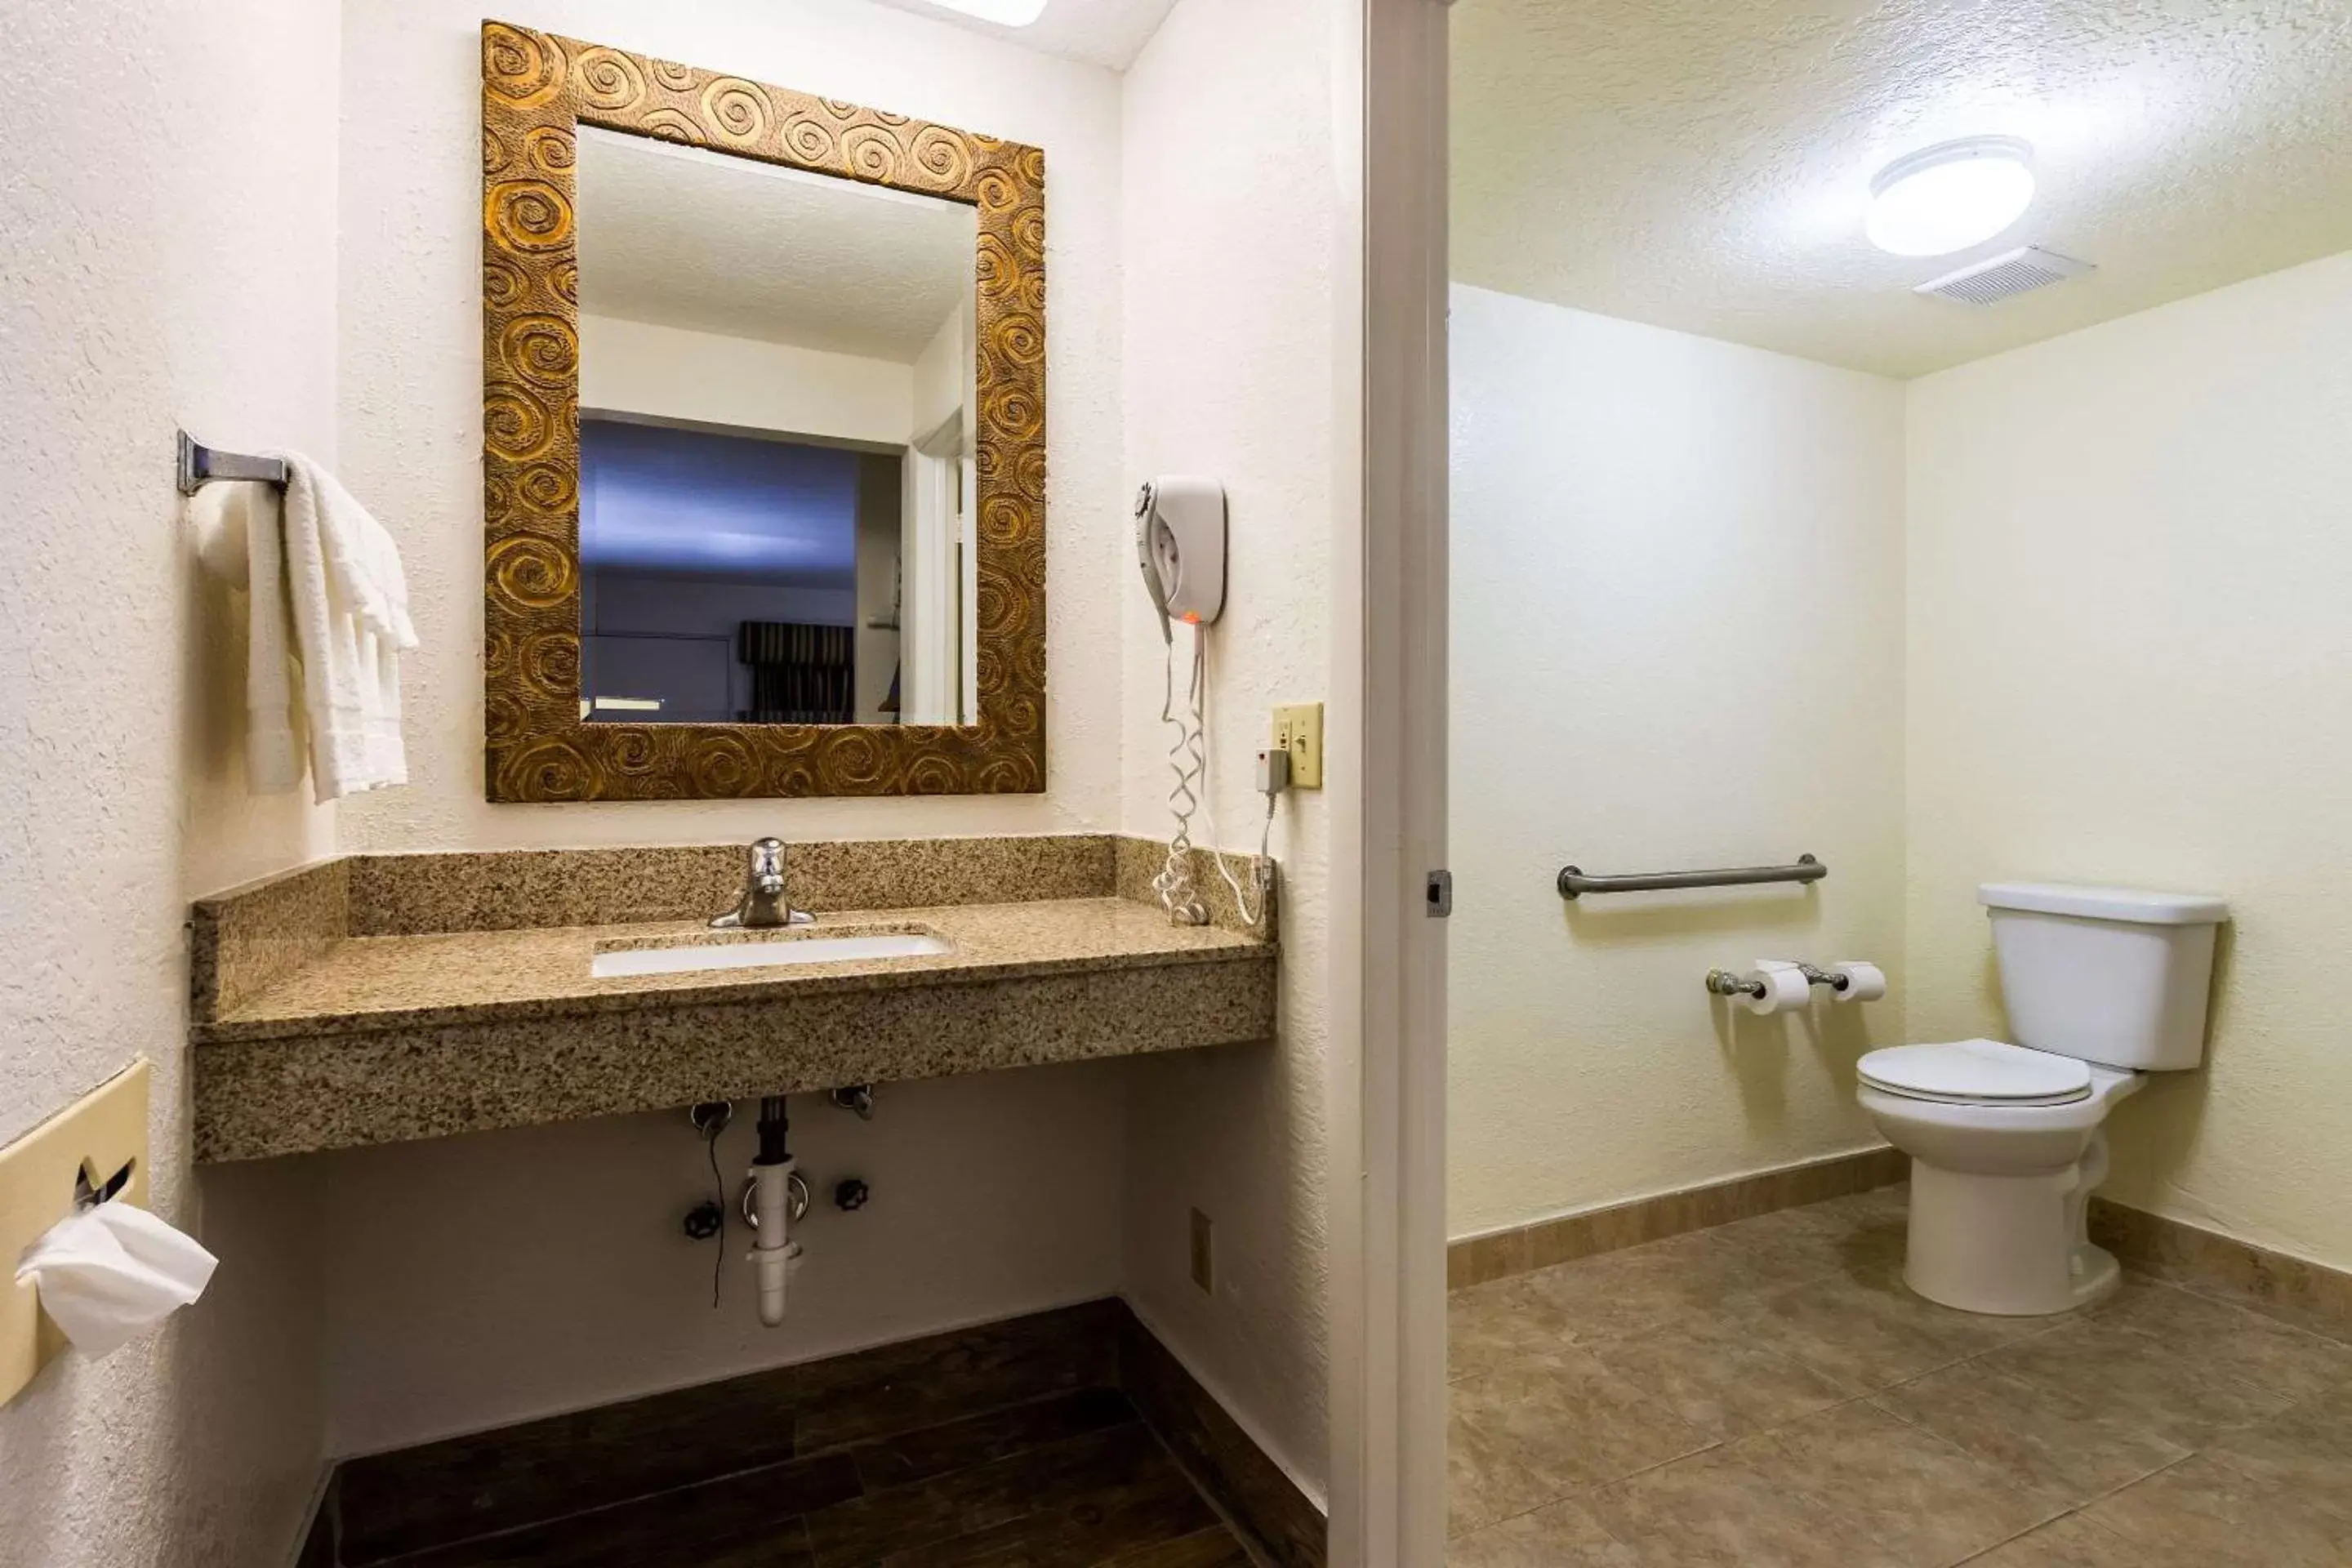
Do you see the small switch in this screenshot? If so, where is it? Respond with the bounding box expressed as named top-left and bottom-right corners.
top-left (1189, 1208), bottom-right (1214, 1293)
top-left (1270, 702), bottom-right (1324, 789)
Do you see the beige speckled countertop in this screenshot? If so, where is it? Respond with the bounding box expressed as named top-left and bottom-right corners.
top-left (194, 898), bottom-right (1266, 1044)
top-left (189, 836), bottom-right (1280, 1162)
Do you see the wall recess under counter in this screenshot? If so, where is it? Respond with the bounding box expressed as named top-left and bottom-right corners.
top-left (188, 835), bottom-right (1276, 1162)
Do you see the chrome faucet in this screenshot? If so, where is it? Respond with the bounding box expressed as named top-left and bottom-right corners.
top-left (711, 837), bottom-right (814, 929)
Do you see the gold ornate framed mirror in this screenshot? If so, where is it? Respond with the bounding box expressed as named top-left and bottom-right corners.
top-left (480, 22), bottom-right (1045, 801)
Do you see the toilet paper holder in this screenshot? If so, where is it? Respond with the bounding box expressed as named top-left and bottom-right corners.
top-left (1706, 968), bottom-right (1774, 1000)
top-left (1706, 962), bottom-right (1877, 999)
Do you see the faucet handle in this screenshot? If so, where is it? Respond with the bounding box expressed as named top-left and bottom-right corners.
top-left (712, 836), bottom-right (812, 929)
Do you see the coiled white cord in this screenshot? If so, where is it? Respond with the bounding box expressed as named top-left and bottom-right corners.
top-left (1152, 632), bottom-right (1210, 924)
top-left (1196, 630), bottom-right (1274, 929)
top-left (1152, 626), bottom-right (1275, 929)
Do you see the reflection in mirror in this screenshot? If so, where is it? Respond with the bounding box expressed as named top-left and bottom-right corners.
top-left (572, 125), bottom-right (979, 726)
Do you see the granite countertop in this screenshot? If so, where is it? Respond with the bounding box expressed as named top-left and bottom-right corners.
top-left (194, 897), bottom-right (1267, 1045)
top-left (189, 835), bottom-right (1281, 1161)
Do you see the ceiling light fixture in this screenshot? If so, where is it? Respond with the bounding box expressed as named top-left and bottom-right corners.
top-left (927, 0), bottom-right (1049, 24)
top-left (1866, 136), bottom-right (2036, 257)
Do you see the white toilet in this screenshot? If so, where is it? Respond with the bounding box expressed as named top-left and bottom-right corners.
top-left (1858, 881), bottom-right (2226, 1316)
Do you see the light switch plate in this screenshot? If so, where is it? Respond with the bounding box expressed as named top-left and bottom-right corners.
top-left (2, 1059), bottom-right (150, 1405)
top-left (1270, 702), bottom-right (1324, 789)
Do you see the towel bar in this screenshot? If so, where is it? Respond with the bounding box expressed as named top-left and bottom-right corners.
top-left (176, 430), bottom-right (287, 496)
top-left (1557, 854), bottom-right (1826, 900)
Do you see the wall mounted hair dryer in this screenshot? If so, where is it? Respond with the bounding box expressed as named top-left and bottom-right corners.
top-left (1135, 476), bottom-right (1227, 642)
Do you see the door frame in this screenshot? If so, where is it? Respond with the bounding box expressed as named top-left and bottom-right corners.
top-left (1327, 0), bottom-right (1450, 1561)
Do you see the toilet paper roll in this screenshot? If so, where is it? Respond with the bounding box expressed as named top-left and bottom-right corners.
top-left (14, 1201), bottom-right (218, 1359)
top-left (1743, 967), bottom-right (1812, 1015)
top-left (1830, 960), bottom-right (1887, 1003)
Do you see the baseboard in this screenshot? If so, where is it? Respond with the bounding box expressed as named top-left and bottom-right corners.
top-left (2089, 1197), bottom-right (2352, 1341)
top-left (1448, 1144), bottom-right (1909, 1290)
top-left (1115, 1304), bottom-right (1327, 1568)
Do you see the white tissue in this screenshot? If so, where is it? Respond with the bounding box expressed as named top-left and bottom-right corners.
top-left (1831, 960), bottom-right (1888, 1003)
top-left (14, 1203), bottom-right (218, 1359)
top-left (1743, 964), bottom-right (1812, 1016)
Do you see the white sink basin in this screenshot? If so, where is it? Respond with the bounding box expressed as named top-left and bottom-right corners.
top-left (590, 932), bottom-right (951, 979)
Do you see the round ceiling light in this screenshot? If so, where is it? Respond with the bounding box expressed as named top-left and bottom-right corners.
top-left (1866, 136), bottom-right (2036, 257)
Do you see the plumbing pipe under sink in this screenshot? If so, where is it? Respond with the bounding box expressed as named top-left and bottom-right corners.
top-left (749, 1096), bottom-right (799, 1326)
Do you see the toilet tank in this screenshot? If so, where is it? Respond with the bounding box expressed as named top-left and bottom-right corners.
top-left (1980, 883), bottom-right (2228, 1071)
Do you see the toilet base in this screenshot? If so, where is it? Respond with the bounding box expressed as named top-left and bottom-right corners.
top-left (1901, 1150), bottom-right (2119, 1316)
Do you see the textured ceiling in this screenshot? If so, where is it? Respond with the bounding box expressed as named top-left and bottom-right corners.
top-left (1452, 0), bottom-right (2352, 377)
top-left (576, 127), bottom-right (973, 363)
top-left (865, 0), bottom-right (1178, 69)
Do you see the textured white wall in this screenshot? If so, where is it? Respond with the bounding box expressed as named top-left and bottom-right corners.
top-left (581, 314), bottom-right (917, 448)
top-left (335, 0), bottom-right (1125, 853)
top-left (1905, 248), bottom-right (2352, 1272)
top-left (0, 1), bottom-right (340, 1563)
top-left (314, 0), bottom-right (1144, 1454)
top-left (319, 1063), bottom-right (1128, 1456)
top-left (1446, 285), bottom-right (1908, 1240)
top-left (1118, 0), bottom-right (1340, 1500)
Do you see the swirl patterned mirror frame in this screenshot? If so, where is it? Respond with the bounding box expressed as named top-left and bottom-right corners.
top-left (479, 22), bottom-right (1046, 801)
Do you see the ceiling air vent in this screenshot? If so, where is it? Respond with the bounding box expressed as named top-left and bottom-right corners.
top-left (1915, 246), bottom-right (2095, 305)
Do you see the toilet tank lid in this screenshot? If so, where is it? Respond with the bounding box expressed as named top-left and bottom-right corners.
top-left (1979, 882), bottom-right (2228, 925)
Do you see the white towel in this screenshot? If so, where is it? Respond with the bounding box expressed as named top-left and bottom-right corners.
top-left (188, 458), bottom-right (416, 802)
top-left (188, 479), bottom-right (304, 791)
top-left (275, 453), bottom-right (417, 802)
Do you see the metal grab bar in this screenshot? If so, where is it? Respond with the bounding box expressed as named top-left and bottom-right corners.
top-left (1557, 853), bottom-right (1825, 901)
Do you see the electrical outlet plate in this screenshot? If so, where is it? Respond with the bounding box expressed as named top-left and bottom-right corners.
top-left (2, 1060), bottom-right (150, 1405)
top-left (1189, 1208), bottom-right (1214, 1293)
top-left (1271, 702), bottom-right (1324, 789)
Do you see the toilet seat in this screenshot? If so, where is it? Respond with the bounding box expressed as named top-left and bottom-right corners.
top-left (1859, 1039), bottom-right (2092, 1107)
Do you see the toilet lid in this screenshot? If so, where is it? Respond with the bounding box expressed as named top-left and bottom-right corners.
top-left (1859, 1040), bottom-right (2094, 1107)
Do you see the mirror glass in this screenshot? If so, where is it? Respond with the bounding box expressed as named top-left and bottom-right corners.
top-left (572, 125), bottom-right (979, 726)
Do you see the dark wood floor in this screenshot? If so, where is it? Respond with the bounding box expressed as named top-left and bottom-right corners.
top-left (318, 1303), bottom-right (1258, 1568)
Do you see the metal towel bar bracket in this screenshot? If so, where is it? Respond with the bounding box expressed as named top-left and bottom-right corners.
top-left (177, 430), bottom-right (287, 496)
top-left (1557, 853), bottom-right (1826, 901)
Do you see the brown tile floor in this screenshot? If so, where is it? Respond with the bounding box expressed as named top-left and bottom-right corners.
top-left (359, 1391), bottom-right (1256, 1567)
top-left (322, 1302), bottom-right (1267, 1568)
top-left (1447, 1185), bottom-right (2352, 1567)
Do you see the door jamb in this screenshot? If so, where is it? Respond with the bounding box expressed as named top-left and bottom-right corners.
top-left (1327, 0), bottom-right (1450, 1561)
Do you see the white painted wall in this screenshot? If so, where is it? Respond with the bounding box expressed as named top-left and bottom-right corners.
top-left (911, 301), bottom-right (974, 448)
top-left (1119, 0), bottom-right (1343, 1501)
top-left (581, 314), bottom-right (916, 449)
top-left (906, 302), bottom-right (977, 722)
top-left (0, 1), bottom-right (341, 1562)
top-left (1446, 285), bottom-right (1908, 1240)
top-left (320, 1062), bottom-right (1129, 1455)
top-left (336, 0), bottom-right (1125, 853)
top-left (1905, 248), bottom-right (2352, 1273)
top-left (315, 0), bottom-right (1142, 1453)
